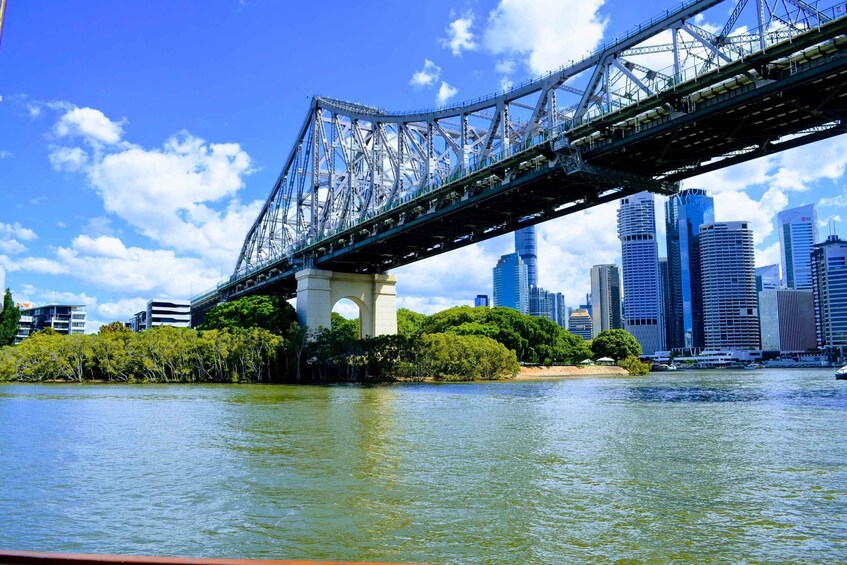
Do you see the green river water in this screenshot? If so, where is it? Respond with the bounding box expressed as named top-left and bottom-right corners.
top-left (1, 368), bottom-right (845, 563)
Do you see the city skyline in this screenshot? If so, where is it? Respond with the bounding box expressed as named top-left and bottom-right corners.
top-left (1, 1), bottom-right (846, 332)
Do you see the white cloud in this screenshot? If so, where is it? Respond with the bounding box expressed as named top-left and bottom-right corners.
top-left (0, 240), bottom-right (27, 254)
top-left (0, 222), bottom-right (37, 242)
top-left (436, 81), bottom-right (459, 105)
top-left (691, 137), bottom-right (847, 195)
top-left (410, 59), bottom-right (442, 88)
top-left (0, 255), bottom-right (68, 275)
top-left (49, 113), bottom-right (259, 265)
top-left (53, 235), bottom-right (220, 297)
top-left (49, 146), bottom-right (88, 171)
top-left (54, 107), bottom-right (125, 145)
top-left (495, 59), bottom-right (516, 75)
top-left (820, 194), bottom-right (847, 208)
top-left (0, 150), bottom-right (12, 159)
top-left (483, 0), bottom-right (607, 75)
top-left (713, 187), bottom-right (788, 245)
top-left (442, 13), bottom-right (476, 55)
top-left (98, 297), bottom-right (149, 320)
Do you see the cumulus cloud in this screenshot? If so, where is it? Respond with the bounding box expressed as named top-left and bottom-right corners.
top-left (98, 297), bottom-right (149, 320)
top-left (54, 107), bottom-right (125, 145)
top-left (52, 235), bottom-right (220, 297)
top-left (0, 222), bottom-right (37, 242)
top-left (47, 105), bottom-right (260, 266)
top-left (0, 221), bottom-right (34, 255)
top-left (409, 59), bottom-right (441, 88)
top-left (442, 13), bottom-right (476, 55)
top-left (483, 0), bottom-right (607, 75)
top-left (436, 81), bottom-right (459, 105)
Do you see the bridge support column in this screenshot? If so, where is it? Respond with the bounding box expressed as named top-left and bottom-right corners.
top-left (294, 268), bottom-right (397, 338)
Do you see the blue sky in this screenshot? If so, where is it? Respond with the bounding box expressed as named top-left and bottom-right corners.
top-left (1, 0), bottom-right (845, 329)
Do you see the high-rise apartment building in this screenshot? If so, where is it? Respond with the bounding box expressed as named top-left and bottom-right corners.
top-left (778, 204), bottom-right (818, 290)
top-left (515, 226), bottom-right (538, 288)
top-left (590, 264), bottom-right (622, 338)
top-left (474, 294), bottom-right (490, 307)
top-left (493, 253), bottom-right (528, 314)
top-left (811, 234), bottom-right (847, 351)
top-left (618, 192), bottom-right (662, 354)
top-left (700, 221), bottom-right (760, 350)
top-left (759, 289), bottom-right (817, 352)
top-left (665, 188), bottom-right (715, 350)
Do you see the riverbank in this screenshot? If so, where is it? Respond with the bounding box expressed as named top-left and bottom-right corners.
top-left (517, 365), bottom-right (630, 379)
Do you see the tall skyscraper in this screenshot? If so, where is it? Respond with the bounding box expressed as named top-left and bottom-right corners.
top-left (547, 292), bottom-right (566, 328)
top-left (778, 204), bottom-right (818, 290)
top-left (618, 192), bottom-right (662, 354)
top-left (700, 221), bottom-right (760, 350)
top-left (665, 188), bottom-right (715, 350)
top-left (659, 257), bottom-right (673, 351)
top-left (474, 294), bottom-right (489, 307)
top-left (759, 289), bottom-right (816, 352)
top-left (493, 253), bottom-right (528, 314)
top-left (515, 226), bottom-right (538, 287)
top-left (811, 234), bottom-right (847, 351)
top-left (590, 264), bottom-right (622, 338)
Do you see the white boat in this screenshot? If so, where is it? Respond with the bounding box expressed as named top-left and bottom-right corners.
top-left (836, 366), bottom-right (847, 380)
top-left (743, 363), bottom-right (765, 370)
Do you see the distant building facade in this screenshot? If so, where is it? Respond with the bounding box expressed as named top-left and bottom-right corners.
top-left (700, 221), bottom-right (760, 350)
top-left (515, 226), bottom-right (538, 288)
top-left (128, 299), bottom-right (191, 332)
top-left (568, 308), bottom-right (593, 340)
top-left (15, 304), bottom-right (87, 343)
top-left (547, 291), bottom-right (566, 328)
top-left (618, 192), bottom-right (662, 354)
top-left (778, 204), bottom-right (818, 290)
top-left (759, 289), bottom-right (817, 352)
top-left (590, 264), bottom-right (622, 338)
top-left (756, 264), bottom-right (781, 292)
top-left (474, 294), bottom-right (490, 307)
top-left (665, 188), bottom-right (714, 350)
top-left (493, 253), bottom-right (528, 314)
top-left (811, 235), bottom-right (847, 351)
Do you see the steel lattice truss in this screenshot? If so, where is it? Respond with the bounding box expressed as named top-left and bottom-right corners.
top-left (234, 0), bottom-right (847, 278)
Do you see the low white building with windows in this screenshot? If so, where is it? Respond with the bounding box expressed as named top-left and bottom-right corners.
top-left (15, 304), bottom-right (86, 343)
top-left (128, 299), bottom-right (191, 331)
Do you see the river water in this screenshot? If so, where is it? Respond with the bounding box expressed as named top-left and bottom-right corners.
top-left (1, 368), bottom-right (845, 563)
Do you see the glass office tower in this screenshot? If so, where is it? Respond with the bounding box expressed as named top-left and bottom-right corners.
top-left (778, 204), bottom-right (818, 290)
top-left (665, 188), bottom-right (714, 351)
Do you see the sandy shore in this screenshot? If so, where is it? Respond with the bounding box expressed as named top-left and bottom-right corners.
top-left (517, 365), bottom-right (630, 380)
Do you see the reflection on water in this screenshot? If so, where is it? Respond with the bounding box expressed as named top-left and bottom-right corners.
top-left (0, 369), bottom-right (845, 563)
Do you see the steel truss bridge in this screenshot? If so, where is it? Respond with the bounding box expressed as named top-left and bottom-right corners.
top-left (193, 0), bottom-right (847, 312)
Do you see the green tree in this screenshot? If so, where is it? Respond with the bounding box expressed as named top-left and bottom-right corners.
top-left (99, 321), bottom-right (131, 334)
top-left (200, 295), bottom-right (298, 336)
top-left (0, 289), bottom-right (21, 346)
top-left (619, 355), bottom-right (650, 375)
top-left (397, 308), bottom-right (427, 337)
top-left (591, 329), bottom-right (642, 361)
top-left (331, 312), bottom-right (359, 340)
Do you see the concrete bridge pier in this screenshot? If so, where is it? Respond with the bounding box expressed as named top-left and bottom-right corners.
top-left (294, 268), bottom-right (397, 338)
